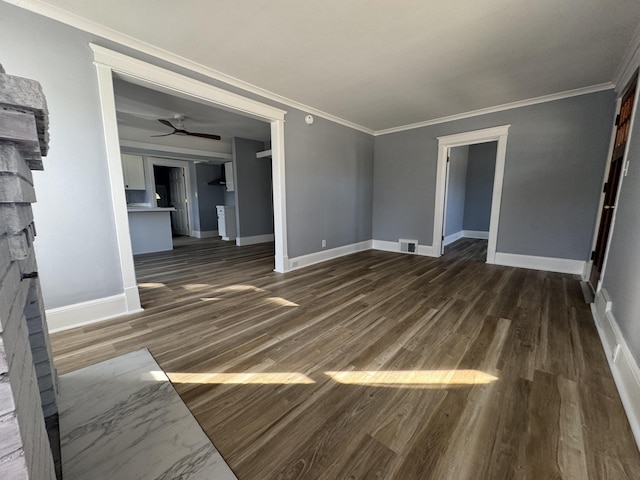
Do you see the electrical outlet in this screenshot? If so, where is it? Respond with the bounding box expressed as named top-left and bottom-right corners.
top-left (322, 239), bottom-right (326, 248)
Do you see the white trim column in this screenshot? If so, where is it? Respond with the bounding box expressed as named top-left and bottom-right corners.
top-left (270, 118), bottom-right (288, 272)
top-left (94, 63), bottom-right (141, 312)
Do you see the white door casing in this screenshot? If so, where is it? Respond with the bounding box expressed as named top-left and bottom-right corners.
top-left (434, 125), bottom-right (510, 263)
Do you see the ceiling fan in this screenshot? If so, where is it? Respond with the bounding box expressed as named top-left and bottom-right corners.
top-left (151, 115), bottom-right (221, 140)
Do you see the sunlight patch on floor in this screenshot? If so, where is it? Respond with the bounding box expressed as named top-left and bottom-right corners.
top-left (218, 284), bottom-right (265, 293)
top-left (158, 369), bottom-right (497, 388)
top-left (265, 297), bottom-right (299, 307)
top-left (325, 369), bottom-right (498, 387)
top-left (138, 282), bottom-right (166, 289)
top-left (165, 371), bottom-right (315, 385)
top-left (182, 284), bottom-right (268, 294)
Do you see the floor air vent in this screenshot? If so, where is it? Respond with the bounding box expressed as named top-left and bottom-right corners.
top-left (399, 239), bottom-right (418, 254)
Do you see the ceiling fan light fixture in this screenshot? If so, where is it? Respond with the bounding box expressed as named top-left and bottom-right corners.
top-left (152, 116), bottom-right (221, 141)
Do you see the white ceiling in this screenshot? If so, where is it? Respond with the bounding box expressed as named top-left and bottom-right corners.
top-left (31, 0), bottom-right (640, 130)
top-left (114, 77), bottom-right (271, 154)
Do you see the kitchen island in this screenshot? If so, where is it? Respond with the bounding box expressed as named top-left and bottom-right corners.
top-left (127, 207), bottom-right (176, 255)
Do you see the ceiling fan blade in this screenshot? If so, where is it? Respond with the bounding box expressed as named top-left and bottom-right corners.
top-left (185, 131), bottom-right (222, 141)
top-left (150, 133), bottom-right (175, 137)
top-left (158, 119), bottom-right (176, 129)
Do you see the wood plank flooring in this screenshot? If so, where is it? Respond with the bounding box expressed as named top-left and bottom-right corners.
top-left (50, 237), bottom-right (640, 480)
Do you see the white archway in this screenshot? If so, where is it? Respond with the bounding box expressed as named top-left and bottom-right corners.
top-left (433, 125), bottom-right (510, 263)
top-left (91, 45), bottom-right (288, 314)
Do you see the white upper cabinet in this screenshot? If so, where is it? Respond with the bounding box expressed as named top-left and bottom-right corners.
top-left (224, 162), bottom-right (235, 192)
top-left (121, 154), bottom-right (145, 190)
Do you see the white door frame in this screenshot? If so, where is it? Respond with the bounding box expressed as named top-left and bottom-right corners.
top-left (148, 158), bottom-right (193, 236)
top-left (433, 125), bottom-right (510, 263)
top-left (91, 45), bottom-right (289, 314)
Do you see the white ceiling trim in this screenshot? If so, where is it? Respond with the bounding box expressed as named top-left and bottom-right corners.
top-left (119, 140), bottom-right (232, 161)
top-left (613, 21), bottom-right (640, 93)
top-left (4, 0), bottom-right (375, 135)
top-left (375, 82), bottom-right (614, 136)
top-left (91, 44), bottom-right (286, 122)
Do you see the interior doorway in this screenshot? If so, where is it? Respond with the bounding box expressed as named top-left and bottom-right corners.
top-left (92, 45), bottom-right (288, 315)
top-left (442, 142), bottom-right (498, 256)
top-left (588, 74), bottom-right (637, 291)
top-left (152, 164), bottom-right (189, 236)
top-left (433, 125), bottom-right (510, 263)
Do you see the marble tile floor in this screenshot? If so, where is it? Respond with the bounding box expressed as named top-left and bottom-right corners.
top-left (58, 348), bottom-right (237, 480)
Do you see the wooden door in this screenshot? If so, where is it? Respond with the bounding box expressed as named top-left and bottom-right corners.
top-left (169, 167), bottom-right (189, 236)
top-left (589, 76), bottom-right (637, 289)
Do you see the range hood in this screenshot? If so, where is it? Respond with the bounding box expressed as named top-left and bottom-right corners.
top-left (207, 165), bottom-right (226, 186)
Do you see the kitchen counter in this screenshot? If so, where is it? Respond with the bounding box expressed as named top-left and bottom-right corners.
top-left (127, 207), bottom-right (176, 254)
top-left (127, 207), bottom-right (176, 212)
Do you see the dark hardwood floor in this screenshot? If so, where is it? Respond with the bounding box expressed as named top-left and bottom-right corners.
top-left (51, 237), bottom-right (640, 479)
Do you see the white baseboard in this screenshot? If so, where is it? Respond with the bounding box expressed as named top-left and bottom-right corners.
top-left (236, 233), bottom-right (275, 246)
top-left (192, 229), bottom-right (218, 239)
top-left (493, 252), bottom-right (586, 275)
top-left (462, 230), bottom-right (489, 239)
top-left (371, 240), bottom-right (437, 257)
top-left (591, 289), bottom-right (640, 451)
top-left (288, 240), bottom-right (372, 271)
top-left (46, 294), bottom-right (142, 333)
top-left (444, 230), bottom-right (489, 246)
top-left (444, 231), bottom-right (463, 246)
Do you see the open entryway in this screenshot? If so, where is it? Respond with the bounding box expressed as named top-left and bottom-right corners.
top-left (442, 141), bottom-right (498, 256)
top-left (91, 45), bottom-right (288, 315)
top-left (433, 125), bottom-right (510, 263)
top-left (151, 163), bottom-right (190, 237)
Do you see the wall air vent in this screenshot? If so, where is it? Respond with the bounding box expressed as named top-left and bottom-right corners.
top-left (399, 239), bottom-right (418, 254)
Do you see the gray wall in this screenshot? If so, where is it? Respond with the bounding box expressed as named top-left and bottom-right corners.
top-left (463, 142), bottom-right (497, 232)
top-left (0, 2), bottom-right (374, 309)
top-left (1, 4), bottom-right (122, 309)
top-left (373, 90), bottom-right (616, 260)
top-left (285, 109), bottom-right (374, 256)
top-left (601, 96), bottom-right (640, 364)
top-left (195, 163), bottom-right (224, 232)
top-left (445, 146), bottom-right (469, 236)
top-left (232, 137), bottom-right (274, 238)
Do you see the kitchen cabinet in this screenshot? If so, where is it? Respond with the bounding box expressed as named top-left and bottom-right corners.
top-left (217, 205), bottom-right (237, 241)
top-left (224, 162), bottom-right (235, 192)
top-left (122, 154), bottom-right (146, 190)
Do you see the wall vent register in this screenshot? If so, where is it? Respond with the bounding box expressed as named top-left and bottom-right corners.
top-left (399, 239), bottom-right (418, 253)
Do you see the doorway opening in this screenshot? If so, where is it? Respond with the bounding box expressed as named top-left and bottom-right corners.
top-left (442, 142), bottom-right (498, 256)
top-left (152, 164), bottom-right (190, 237)
top-left (433, 125), bottom-right (510, 263)
top-left (91, 45), bottom-right (288, 315)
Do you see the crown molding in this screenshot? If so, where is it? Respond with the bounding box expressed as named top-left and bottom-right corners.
top-left (613, 21), bottom-right (640, 93)
top-left (3, 0), bottom-right (375, 135)
top-left (3, 0), bottom-right (623, 137)
top-left (375, 82), bottom-right (614, 136)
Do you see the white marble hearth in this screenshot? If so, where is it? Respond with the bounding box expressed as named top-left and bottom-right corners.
top-left (58, 349), bottom-right (237, 480)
